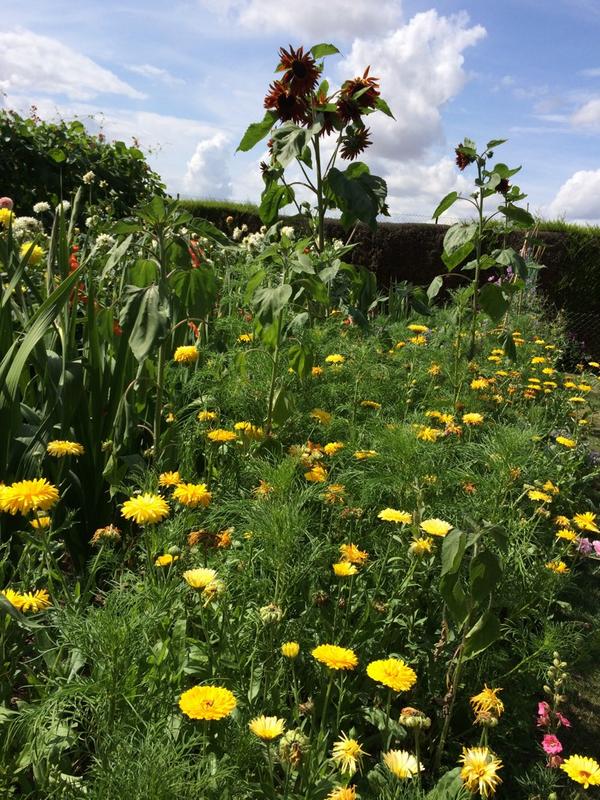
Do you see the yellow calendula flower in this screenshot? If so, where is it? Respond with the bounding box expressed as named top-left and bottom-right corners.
top-left (383, 750), bottom-right (422, 779)
top-left (324, 441), bottom-right (344, 456)
top-left (173, 346), bottom-right (199, 364)
top-left (311, 365), bottom-right (323, 376)
top-left (311, 644), bottom-right (358, 671)
top-left (428, 363), bottom-right (441, 375)
top-left (460, 747), bottom-right (502, 797)
top-left (305, 464), bottom-right (328, 483)
top-left (331, 732), bottom-right (367, 775)
top-left (543, 480), bottom-right (559, 495)
top-left (367, 658), bottom-right (417, 693)
top-left (470, 686), bottom-right (504, 718)
top-left (378, 508), bottom-right (412, 525)
top-left (333, 561), bottom-right (358, 577)
top-left (409, 537), bottom-right (434, 557)
top-left (46, 440), bottom-right (84, 458)
top-left (183, 568), bottom-right (217, 589)
top-left (249, 715), bottom-right (286, 740)
top-left (361, 400), bottom-right (381, 410)
top-left (173, 482), bottom-right (212, 508)
top-left (327, 787), bottom-right (357, 800)
top-left (207, 428), bottom-right (237, 443)
top-left (325, 354), bottom-right (345, 364)
top-left (2, 479), bottom-right (60, 515)
top-left (19, 589), bottom-right (52, 613)
top-left (234, 421), bottom-right (264, 440)
top-left (281, 641), bottom-right (300, 659)
top-left (197, 410), bottom-right (217, 422)
top-left (311, 408), bottom-right (332, 425)
top-left (324, 484), bottom-right (346, 504)
top-left (462, 412), bottom-right (484, 426)
top-left (179, 685), bottom-right (236, 720)
top-left (339, 543), bottom-right (368, 564)
top-left (556, 529), bottom-right (577, 542)
top-left (420, 518), bottom-right (452, 537)
top-left (253, 480), bottom-right (274, 498)
top-left (407, 324), bottom-right (429, 333)
top-left (545, 560), bottom-right (570, 574)
top-left (527, 490), bottom-right (553, 503)
top-left (155, 553), bottom-right (178, 567)
top-left (471, 377), bottom-right (491, 390)
top-left (572, 512), bottom-right (599, 533)
top-left (416, 425), bottom-right (443, 442)
top-left (1, 588), bottom-right (24, 610)
top-left (409, 335), bottom-right (427, 346)
top-left (20, 242), bottom-right (44, 265)
top-left (353, 450), bottom-right (378, 460)
top-left (555, 436), bottom-right (576, 449)
top-left (30, 515), bottom-right (51, 529)
top-left (121, 493), bottom-right (169, 525)
top-left (0, 208), bottom-right (15, 228)
top-left (237, 333), bottom-right (253, 343)
top-left (560, 754), bottom-right (600, 788)
top-left (158, 471), bottom-right (181, 487)
top-left (554, 515), bottom-right (570, 527)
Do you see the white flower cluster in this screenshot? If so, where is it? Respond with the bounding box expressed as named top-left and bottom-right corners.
top-left (241, 231), bottom-right (265, 250)
top-left (95, 233), bottom-right (115, 248)
top-left (12, 216), bottom-right (43, 240)
top-left (280, 225), bottom-right (295, 239)
top-left (82, 171), bottom-right (95, 185)
top-left (33, 202), bottom-right (50, 214)
top-left (232, 223), bottom-right (249, 242)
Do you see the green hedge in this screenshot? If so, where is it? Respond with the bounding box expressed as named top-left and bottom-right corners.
top-left (181, 200), bottom-right (600, 356)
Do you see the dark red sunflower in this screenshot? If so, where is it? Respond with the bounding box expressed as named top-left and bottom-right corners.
top-left (340, 125), bottom-right (372, 160)
top-left (315, 89), bottom-right (342, 136)
top-left (264, 80), bottom-right (307, 123)
top-left (277, 45), bottom-right (320, 96)
top-left (496, 178), bottom-right (510, 195)
top-left (340, 67), bottom-right (380, 109)
top-left (455, 145), bottom-right (475, 171)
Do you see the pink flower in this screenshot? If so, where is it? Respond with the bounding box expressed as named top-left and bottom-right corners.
top-left (556, 711), bottom-right (571, 728)
top-left (542, 734), bottom-right (563, 755)
top-left (593, 540), bottom-right (600, 556)
top-left (0, 197), bottom-right (13, 210)
top-left (537, 701), bottom-right (551, 727)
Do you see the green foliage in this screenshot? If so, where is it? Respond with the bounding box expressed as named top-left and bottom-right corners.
top-left (0, 109), bottom-right (165, 216)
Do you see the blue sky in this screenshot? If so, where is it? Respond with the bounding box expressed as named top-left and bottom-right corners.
top-left (2, 0), bottom-right (600, 221)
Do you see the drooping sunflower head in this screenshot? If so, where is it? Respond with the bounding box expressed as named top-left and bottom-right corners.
top-left (264, 80), bottom-right (307, 123)
top-left (277, 45), bottom-right (320, 96)
top-left (340, 125), bottom-right (372, 161)
top-left (340, 67), bottom-right (380, 113)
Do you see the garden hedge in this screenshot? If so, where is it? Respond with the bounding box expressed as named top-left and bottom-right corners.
top-left (181, 200), bottom-right (600, 356)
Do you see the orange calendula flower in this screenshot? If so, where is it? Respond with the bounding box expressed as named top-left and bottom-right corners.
top-left (158, 471), bottom-right (181, 487)
top-left (305, 464), bottom-right (328, 482)
top-left (545, 560), bottom-right (570, 574)
top-left (174, 345), bottom-right (199, 364)
top-left (572, 512), bottom-right (599, 533)
top-left (339, 543), bottom-right (368, 564)
top-left (324, 441), bottom-right (345, 456)
top-left (470, 686), bottom-right (504, 718)
top-left (462, 412), bottom-right (484, 426)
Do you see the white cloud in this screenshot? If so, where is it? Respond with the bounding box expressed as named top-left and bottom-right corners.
top-left (546, 169), bottom-right (600, 222)
top-left (337, 11), bottom-right (486, 161)
top-left (126, 64), bottom-right (185, 86)
top-left (579, 67), bottom-right (600, 77)
top-left (571, 98), bottom-right (600, 128)
top-left (199, 0), bottom-right (402, 39)
top-left (382, 157), bottom-right (471, 220)
top-left (0, 27), bottom-right (144, 100)
top-left (183, 133), bottom-right (233, 197)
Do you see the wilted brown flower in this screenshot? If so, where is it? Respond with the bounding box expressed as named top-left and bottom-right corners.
top-left (455, 145), bottom-right (475, 171)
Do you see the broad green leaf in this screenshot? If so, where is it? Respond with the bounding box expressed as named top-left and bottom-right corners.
top-left (463, 611), bottom-right (501, 659)
top-left (170, 267), bottom-right (218, 318)
top-left (432, 191), bottom-right (459, 220)
top-left (495, 247), bottom-right (528, 279)
top-left (259, 183), bottom-right (294, 226)
top-left (271, 385), bottom-right (294, 425)
top-left (498, 203), bottom-right (534, 228)
top-left (493, 162), bottom-right (521, 179)
top-left (443, 222), bottom-right (477, 255)
top-left (327, 164), bottom-right (387, 231)
top-left (502, 330), bottom-right (517, 361)
top-left (243, 268), bottom-right (266, 304)
top-left (440, 573), bottom-right (469, 626)
top-left (253, 284), bottom-right (292, 325)
top-left (486, 139), bottom-right (507, 150)
top-left (426, 768), bottom-right (464, 800)
top-left (129, 259), bottom-right (158, 287)
top-left (288, 342), bottom-right (313, 378)
top-left (469, 550), bottom-right (502, 603)
top-left (441, 529), bottom-right (467, 576)
top-left (271, 122), bottom-right (322, 168)
top-left (479, 283), bottom-right (509, 323)
top-left (236, 111), bottom-right (278, 152)
top-left (442, 240), bottom-right (474, 270)
top-left (375, 97), bottom-right (395, 118)
top-left (310, 43), bottom-right (340, 58)
top-left (48, 148), bottom-right (66, 163)
top-left (119, 284), bottom-right (170, 362)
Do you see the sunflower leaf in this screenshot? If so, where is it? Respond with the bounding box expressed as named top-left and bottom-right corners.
top-left (237, 111), bottom-right (278, 152)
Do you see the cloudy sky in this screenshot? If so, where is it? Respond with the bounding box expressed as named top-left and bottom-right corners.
top-left (2, 0), bottom-right (600, 222)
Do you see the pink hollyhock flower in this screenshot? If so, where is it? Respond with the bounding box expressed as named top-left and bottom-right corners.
top-left (556, 711), bottom-right (571, 728)
top-left (592, 540), bottom-right (600, 556)
top-left (537, 701), bottom-right (551, 727)
top-left (578, 537), bottom-right (593, 554)
top-left (0, 197), bottom-right (13, 210)
top-left (542, 734), bottom-right (563, 755)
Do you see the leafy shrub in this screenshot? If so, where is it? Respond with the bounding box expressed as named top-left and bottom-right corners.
top-left (0, 109), bottom-right (165, 216)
